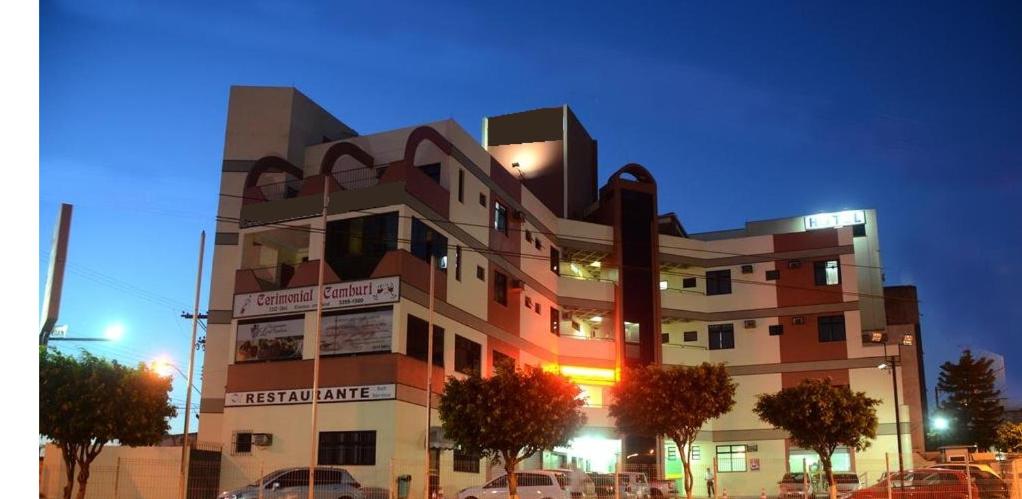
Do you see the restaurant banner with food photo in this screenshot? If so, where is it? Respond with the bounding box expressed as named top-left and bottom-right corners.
top-left (235, 315), bottom-right (305, 362)
top-left (321, 306), bottom-right (393, 355)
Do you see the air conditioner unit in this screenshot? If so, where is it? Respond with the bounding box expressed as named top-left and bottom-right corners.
top-left (741, 264), bottom-right (754, 274)
top-left (793, 316), bottom-right (806, 325)
top-left (252, 433), bottom-right (273, 447)
top-left (744, 320), bottom-right (757, 329)
top-left (511, 279), bottom-right (524, 290)
top-left (788, 260), bottom-right (802, 269)
top-left (512, 210), bottom-right (525, 222)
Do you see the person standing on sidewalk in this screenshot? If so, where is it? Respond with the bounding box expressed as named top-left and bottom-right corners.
top-left (705, 468), bottom-right (715, 498)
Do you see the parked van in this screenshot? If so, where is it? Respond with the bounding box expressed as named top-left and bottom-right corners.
top-left (546, 469), bottom-right (597, 499)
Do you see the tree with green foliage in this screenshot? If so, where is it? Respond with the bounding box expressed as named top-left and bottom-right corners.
top-left (39, 348), bottom-right (177, 499)
top-left (994, 421), bottom-right (1022, 452)
top-left (608, 363), bottom-right (736, 499)
top-left (936, 349), bottom-right (1004, 449)
top-left (754, 379), bottom-right (879, 499)
top-left (438, 361), bottom-right (586, 499)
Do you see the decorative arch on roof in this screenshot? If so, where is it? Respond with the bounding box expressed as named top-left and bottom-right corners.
top-left (403, 126), bottom-right (453, 164)
top-left (609, 163), bottom-right (656, 186)
top-left (244, 156), bottom-right (304, 189)
top-left (319, 141), bottom-right (375, 175)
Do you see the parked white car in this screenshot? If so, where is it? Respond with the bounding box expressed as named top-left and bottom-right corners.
top-left (546, 468), bottom-right (596, 499)
top-left (617, 473), bottom-right (650, 499)
top-left (458, 471), bottom-right (571, 499)
top-left (218, 467), bottom-right (364, 499)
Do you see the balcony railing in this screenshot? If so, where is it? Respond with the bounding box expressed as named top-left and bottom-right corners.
top-left (333, 166), bottom-right (388, 190)
top-left (255, 177), bottom-right (304, 202)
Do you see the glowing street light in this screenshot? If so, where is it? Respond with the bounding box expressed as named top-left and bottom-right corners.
top-left (150, 356), bottom-right (176, 378)
top-left (104, 323), bottom-right (125, 341)
top-left (932, 415), bottom-right (950, 432)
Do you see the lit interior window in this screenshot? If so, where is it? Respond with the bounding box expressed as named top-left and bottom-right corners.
top-left (825, 260), bottom-right (839, 285)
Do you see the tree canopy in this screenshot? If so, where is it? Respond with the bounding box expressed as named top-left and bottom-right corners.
top-left (754, 379), bottom-right (878, 499)
top-left (936, 349), bottom-right (1004, 449)
top-left (40, 348), bottom-right (177, 499)
top-left (438, 361), bottom-right (585, 499)
top-left (994, 421), bottom-right (1022, 453)
top-left (608, 363), bottom-right (736, 499)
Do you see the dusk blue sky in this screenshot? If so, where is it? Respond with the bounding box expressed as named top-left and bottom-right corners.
top-left (40, 0), bottom-right (1022, 432)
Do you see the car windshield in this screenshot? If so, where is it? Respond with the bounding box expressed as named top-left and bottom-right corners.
top-left (553, 473), bottom-right (569, 489)
top-left (593, 476), bottom-right (614, 486)
top-left (887, 470), bottom-right (958, 487)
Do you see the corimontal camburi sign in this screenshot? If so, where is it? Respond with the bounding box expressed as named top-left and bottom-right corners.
top-left (233, 276), bottom-right (400, 318)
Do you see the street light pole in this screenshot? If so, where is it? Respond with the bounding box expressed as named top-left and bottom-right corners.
top-left (308, 177), bottom-right (330, 499)
top-left (424, 252), bottom-right (436, 499)
top-left (884, 342), bottom-right (905, 477)
top-left (178, 230), bottom-right (205, 499)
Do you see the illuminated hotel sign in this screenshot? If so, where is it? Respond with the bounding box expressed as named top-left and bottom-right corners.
top-left (225, 384), bottom-right (397, 407)
top-left (803, 210), bottom-right (865, 230)
top-left (233, 276), bottom-right (400, 318)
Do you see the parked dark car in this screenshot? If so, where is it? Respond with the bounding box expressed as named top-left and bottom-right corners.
top-left (928, 465), bottom-right (1010, 499)
top-left (849, 469), bottom-right (979, 499)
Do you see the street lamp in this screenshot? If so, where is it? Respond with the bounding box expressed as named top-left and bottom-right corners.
top-left (868, 332), bottom-right (911, 477)
top-left (931, 415), bottom-right (950, 432)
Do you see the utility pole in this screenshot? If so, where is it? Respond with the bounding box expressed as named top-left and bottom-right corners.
top-left (178, 230), bottom-right (205, 499)
top-left (424, 252), bottom-right (436, 499)
top-left (308, 177), bottom-right (329, 499)
top-left (40, 203), bottom-right (73, 347)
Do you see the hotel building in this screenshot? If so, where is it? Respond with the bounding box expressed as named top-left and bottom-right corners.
top-left (198, 86), bottom-right (926, 496)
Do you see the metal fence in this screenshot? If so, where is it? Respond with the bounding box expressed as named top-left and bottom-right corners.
top-left (38, 451), bottom-right (1022, 499)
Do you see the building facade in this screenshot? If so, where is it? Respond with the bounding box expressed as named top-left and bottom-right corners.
top-left (198, 86), bottom-right (925, 496)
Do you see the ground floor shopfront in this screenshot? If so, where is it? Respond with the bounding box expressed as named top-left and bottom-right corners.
top-left (212, 392), bottom-right (916, 499)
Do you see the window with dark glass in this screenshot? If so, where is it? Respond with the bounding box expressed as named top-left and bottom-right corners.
top-left (493, 271), bottom-right (508, 306)
top-left (457, 169), bottom-right (465, 203)
top-left (411, 218), bottom-right (448, 271)
top-left (419, 163), bottom-right (441, 184)
top-left (708, 324), bottom-right (735, 350)
top-left (683, 331), bottom-right (698, 342)
top-left (274, 470), bottom-right (310, 488)
top-left (453, 448), bottom-right (480, 473)
top-left (406, 314), bottom-right (444, 366)
top-left (716, 445), bottom-right (747, 472)
top-left (479, 192), bottom-right (487, 206)
top-left (318, 431), bottom-right (376, 466)
top-left (454, 335), bottom-right (481, 375)
top-left (682, 277), bottom-right (697, 288)
top-left (765, 270), bottom-right (780, 281)
top-left (814, 260), bottom-right (841, 286)
top-left (769, 324), bottom-right (784, 336)
top-left (454, 246), bottom-right (462, 281)
top-left (550, 248), bottom-right (560, 274)
top-left (325, 212), bottom-right (398, 279)
top-left (550, 307), bottom-right (560, 335)
top-left (494, 201), bottom-right (509, 235)
top-left (818, 315), bottom-right (846, 342)
top-left (705, 270), bottom-right (732, 295)
top-left (233, 432), bottom-right (252, 454)
top-left (476, 265), bottom-right (485, 281)
top-left (661, 333), bottom-right (670, 344)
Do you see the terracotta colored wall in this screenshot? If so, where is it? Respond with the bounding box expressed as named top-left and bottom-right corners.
top-left (777, 313), bottom-right (849, 363)
top-left (486, 261), bottom-right (521, 336)
top-left (489, 192), bottom-right (522, 269)
top-left (225, 353), bottom-right (445, 393)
